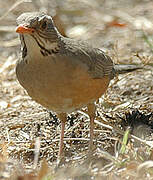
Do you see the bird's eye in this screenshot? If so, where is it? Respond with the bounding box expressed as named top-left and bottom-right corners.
top-left (41, 21), bottom-right (47, 29)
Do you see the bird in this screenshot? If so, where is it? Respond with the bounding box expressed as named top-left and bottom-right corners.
top-left (15, 12), bottom-right (141, 160)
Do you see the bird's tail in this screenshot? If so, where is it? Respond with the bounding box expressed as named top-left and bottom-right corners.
top-left (113, 64), bottom-right (142, 75)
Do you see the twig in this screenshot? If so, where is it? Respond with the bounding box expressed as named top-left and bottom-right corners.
top-left (33, 137), bottom-right (41, 170)
top-left (0, 0), bottom-right (31, 21)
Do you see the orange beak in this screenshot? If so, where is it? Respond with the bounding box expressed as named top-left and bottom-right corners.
top-left (16, 25), bottom-right (35, 34)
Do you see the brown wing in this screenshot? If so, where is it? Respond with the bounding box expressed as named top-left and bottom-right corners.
top-left (61, 38), bottom-right (114, 79)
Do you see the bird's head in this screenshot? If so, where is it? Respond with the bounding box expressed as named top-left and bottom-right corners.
top-left (16, 12), bottom-right (57, 37)
top-left (16, 12), bottom-right (60, 58)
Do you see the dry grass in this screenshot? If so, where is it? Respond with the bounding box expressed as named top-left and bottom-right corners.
top-left (0, 0), bottom-right (153, 179)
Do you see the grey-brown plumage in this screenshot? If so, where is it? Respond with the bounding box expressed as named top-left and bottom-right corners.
top-left (16, 12), bottom-right (141, 159)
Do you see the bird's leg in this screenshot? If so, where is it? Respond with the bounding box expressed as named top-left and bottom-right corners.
top-left (87, 103), bottom-right (96, 153)
top-left (57, 113), bottom-right (67, 159)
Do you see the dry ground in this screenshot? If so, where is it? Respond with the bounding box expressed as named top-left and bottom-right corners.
top-left (0, 0), bottom-right (153, 179)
